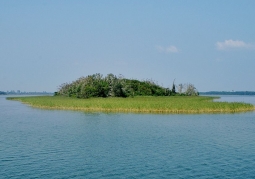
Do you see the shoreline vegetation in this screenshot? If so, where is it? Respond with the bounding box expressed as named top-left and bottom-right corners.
top-left (55, 73), bottom-right (199, 98)
top-left (6, 74), bottom-right (255, 114)
top-left (7, 96), bottom-right (255, 114)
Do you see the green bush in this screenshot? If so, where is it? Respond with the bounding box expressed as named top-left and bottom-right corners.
top-left (57, 73), bottom-right (196, 98)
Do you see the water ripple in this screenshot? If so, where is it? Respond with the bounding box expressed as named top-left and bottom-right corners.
top-left (1, 96), bottom-right (255, 178)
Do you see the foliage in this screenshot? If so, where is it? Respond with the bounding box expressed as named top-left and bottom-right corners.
top-left (0, 91), bottom-right (6, 95)
top-left (56, 73), bottom-right (174, 98)
top-left (177, 83), bottom-right (199, 96)
top-left (55, 73), bottom-right (200, 98)
top-left (172, 83), bottom-right (176, 94)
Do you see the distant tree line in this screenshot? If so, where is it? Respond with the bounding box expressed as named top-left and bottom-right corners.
top-left (55, 73), bottom-right (199, 98)
top-left (0, 91), bottom-right (6, 95)
top-left (200, 91), bottom-right (255, 95)
top-left (0, 91), bottom-right (52, 95)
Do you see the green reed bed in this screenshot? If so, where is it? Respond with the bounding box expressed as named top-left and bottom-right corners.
top-left (7, 96), bottom-right (254, 114)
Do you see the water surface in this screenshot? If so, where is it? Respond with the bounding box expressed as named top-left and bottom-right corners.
top-left (1, 95), bottom-right (255, 178)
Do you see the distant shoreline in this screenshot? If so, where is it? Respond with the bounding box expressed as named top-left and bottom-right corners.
top-left (2, 91), bottom-right (255, 96)
top-left (199, 91), bottom-right (255, 95)
top-left (0, 92), bottom-right (53, 95)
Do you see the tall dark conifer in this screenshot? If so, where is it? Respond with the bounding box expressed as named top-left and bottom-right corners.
top-left (172, 80), bottom-right (176, 94)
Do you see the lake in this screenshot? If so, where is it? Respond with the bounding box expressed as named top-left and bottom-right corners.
top-left (1, 95), bottom-right (255, 178)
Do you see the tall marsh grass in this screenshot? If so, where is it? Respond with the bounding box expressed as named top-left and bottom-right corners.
top-left (7, 96), bottom-right (254, 114)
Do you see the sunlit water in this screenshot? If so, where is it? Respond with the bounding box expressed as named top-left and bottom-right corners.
top-left (1, 95), bottom-right (255, 178)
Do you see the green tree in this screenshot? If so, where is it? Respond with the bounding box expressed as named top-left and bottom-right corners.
top-left (172, 80), bottom-right (176, 94)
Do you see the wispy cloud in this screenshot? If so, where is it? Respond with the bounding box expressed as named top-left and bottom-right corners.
top-left (216, 39), bottom-right (253, 50)
top-left (156, 45), bottom-right (179, 53)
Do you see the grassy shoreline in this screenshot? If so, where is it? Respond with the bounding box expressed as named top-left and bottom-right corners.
top-left (7, 96), bottom-right (255, 114)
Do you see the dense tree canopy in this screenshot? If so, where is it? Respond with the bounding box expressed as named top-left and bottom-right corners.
top-left (0, 91), bottom-right (6, 95)
top-left (55, 73), bottom-right (198, 98)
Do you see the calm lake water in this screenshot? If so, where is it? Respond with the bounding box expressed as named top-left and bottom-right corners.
top-left (1, 95), bottom-right (255, 178)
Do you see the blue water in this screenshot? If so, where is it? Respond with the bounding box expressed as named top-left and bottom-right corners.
top-left (1, 95), bottom-right (255, 178)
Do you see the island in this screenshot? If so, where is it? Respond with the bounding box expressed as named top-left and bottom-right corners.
top-left (7, 73), bottom-right (255, 113)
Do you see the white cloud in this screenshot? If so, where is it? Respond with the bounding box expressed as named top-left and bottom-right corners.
top-left (216, 39), bottom-right (252, 50)
top-left (166, 46), bottom-right (179, 53)
top-left (156, 45), bottom-right (165, 52)
top-left (156, 45), bottom-right (179, 53)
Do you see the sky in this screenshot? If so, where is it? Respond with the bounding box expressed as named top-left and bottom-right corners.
top-left (1, 0), bottom-right (255, 92)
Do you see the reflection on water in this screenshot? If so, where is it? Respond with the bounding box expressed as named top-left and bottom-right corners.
top-left (0, 95), bottom-right (255, 178)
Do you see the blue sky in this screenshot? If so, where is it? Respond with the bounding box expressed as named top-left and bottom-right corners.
top-left (1, 1), bottom-right (255, 92)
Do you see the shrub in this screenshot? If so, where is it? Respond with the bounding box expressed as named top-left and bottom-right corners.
top-left (57, 73), bottom-right (198, 98)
